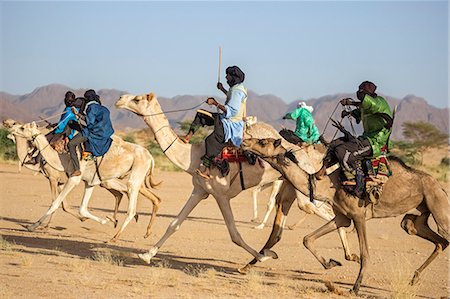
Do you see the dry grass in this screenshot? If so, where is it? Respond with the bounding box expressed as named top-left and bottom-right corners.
top-left (0, 235), bottom-right (14, 252)
top-left (388, 257), bottom-right (421, 299)
top-left (20, 255), bottom-right (33, 267)
top-left (91, 250), bottom-right (124, 267)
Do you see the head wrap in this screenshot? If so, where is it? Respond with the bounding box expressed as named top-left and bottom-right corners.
top-left (72, 97), bottom-right (85, 110)
top-left (84, 89), bottom-right (101, 104)
top-left (297, 101), bottom-right (314, 113)
top-left (357, 81), bottom-right (377, 101)
top-left (64, 91), bottom-right (75, 107)
top-left (225, 66), bottom-right (245, 87)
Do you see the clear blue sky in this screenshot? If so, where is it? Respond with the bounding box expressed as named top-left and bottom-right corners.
top-left (1, 1), bottom-right (448, 108)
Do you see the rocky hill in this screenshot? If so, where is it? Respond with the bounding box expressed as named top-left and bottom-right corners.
top-left (1, 84), bottom-right (448, 140)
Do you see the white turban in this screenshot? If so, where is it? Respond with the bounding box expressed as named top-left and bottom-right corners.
top-left (298, 101), bottom-right (314, 113)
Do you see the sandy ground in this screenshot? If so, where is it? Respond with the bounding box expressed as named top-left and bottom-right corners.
top-left (0, 162), bottom-right (449, 299)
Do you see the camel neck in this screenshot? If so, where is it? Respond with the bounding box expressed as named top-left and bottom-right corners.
top-left (33, 134), bottom-right (64, 171)
top-left (142, 110), bottom-right (193, 172)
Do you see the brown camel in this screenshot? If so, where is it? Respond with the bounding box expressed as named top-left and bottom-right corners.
top-left (115, 92), bottom-right (354, 265)
top-left (241, 137), bottom-right (449, 295)
top-left (9, 121), bottom-right (163, 242)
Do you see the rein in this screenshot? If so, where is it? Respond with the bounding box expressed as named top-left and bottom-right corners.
top-left (137, 101), bottom-right (207, 117)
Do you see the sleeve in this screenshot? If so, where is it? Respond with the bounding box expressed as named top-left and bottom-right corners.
top-left (54, 108), bottom-right (77, 134)
top-left (286, 107), bottom-right (302, 120)
top-left (360, 95), bottom-right (377, 113)
top-left (350, 108), bottom-right (362, 123)
top-left (224, 89), bottom-right (245, 118)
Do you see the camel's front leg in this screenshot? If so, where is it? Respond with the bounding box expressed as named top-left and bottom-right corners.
top-left (138, 188), bottom-right (208, 264)
top-left (303, 212), bottom-right (352, 270)
top-left (251, 185), bottom-right (262, 222)
top-left (254, 180), bottom-right (283, 230)
top-left (215, 195), bottom-right (278, 262)
top-left (239, 181), bottom-right (296, 273)
top-left (26, 176), bottom-right (82, 231)
top-left (79, 183), bottom-right (109, 225)
top-left (351, 216), bottom-right (370, 295)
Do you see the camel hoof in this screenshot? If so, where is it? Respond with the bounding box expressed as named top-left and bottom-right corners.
top-left (410, 272), bottom-right (420, 285)
top-left (286, 225), bottom-right (296, 230)
top-left (143, 233), bottom-right (150, 239)
top-left (250, 218), bottom-right (259, 223)
top-left (254, 224), bottom-right (264, 230)
top-left (106, 216), bottom-right (118, 227)
top-left (134, 214), bottom-right (139, 222)
top-left (80, 217), bottom-right (89, 222)
top-left (138, 252), bottom-right (152, 264)
top-left (324, 259), bottom-right (342, 269)
top-left (237, 264), bottom-right (251, 274)
top-left (21, 223), bottom-right (37, 232)
top-left (258, 249), bottom-right (278, 262)
top-left (346, 254), bottom-right (360, 264)
top-left (108, 237), bottom-right (118, 243)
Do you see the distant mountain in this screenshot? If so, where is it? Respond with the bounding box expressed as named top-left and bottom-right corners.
top-left (1, 84), bottom-right (448, 141)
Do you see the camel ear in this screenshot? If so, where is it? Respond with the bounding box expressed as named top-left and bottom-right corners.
top-left (274, 138), bottom-right (282, 147)
top-left (147, 93), bottom-right (155, 101)
top-left (31, 122), bottom-right (37, 129)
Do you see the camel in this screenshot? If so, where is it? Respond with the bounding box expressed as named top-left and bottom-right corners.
top-left (250, 179), bottom-right (284, 229)
top-left (241, 137), bottom-right (449, 295)
top-left (9, 122), bottom-right (163, 242)
top-left (115, 92), bottom-right (354, 265)
top-left (3, 118), bottom-right (128, 227)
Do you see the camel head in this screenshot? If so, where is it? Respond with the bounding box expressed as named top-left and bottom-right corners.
top-left (2, 118), bottom-right (20, 129)
top-left (9, 122), bottom-right (41, 140)
top-left (241, 138), bottom-right (285, 157)
top-left (115, 93), bottom-right (159, 116)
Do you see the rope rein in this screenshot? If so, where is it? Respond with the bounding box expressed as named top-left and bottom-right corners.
top-left (138, 101), bottom-right (207, 117)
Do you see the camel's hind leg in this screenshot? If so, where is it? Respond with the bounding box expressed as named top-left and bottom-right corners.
top-left (251, 185), bottom-right (262, 222)
top-left (79, 183), bottom-right (109, 224)
top-left (239, 181), bottom-right (296, 273)
top-left (401, 212), bottom-right (449, 285)
top-left (254, 180), bottom-right (283, 229)
top-left (139, 186), bottom-right (161, 239)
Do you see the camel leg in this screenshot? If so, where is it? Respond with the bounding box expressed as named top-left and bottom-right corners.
top-left (109, 180), bottom-right (141, 242)
top-left (42, 178), bottom-right (59, 228)
top-left (26, 176), bottom-right (82, 231)
top-left (139, 186), bottom-right (161, 239)
top-left (351, 216), bottom-right (370, 295)
top-left (239, 182), bottom-right (296, 273)
top-left (303, 212), bottom-right (352, 270)
top-left (251, 185), bottom-right (262, 223)
top-left (287, 212), bottom-right (307, 230)
top-left (106, 188), bottom-right (124, 228)
top-left (295, 190), bottom-right (357, 263)
top-left (79, 183), bottom-right (109, 225)
top-left (254, 180), bottom-right (283, 230)
top-left (215, 195), bottom-right (278, 262)
top-left (401, 213), bottom-right (449, 285)
top-left (138, 188), bottom-right (209, 264)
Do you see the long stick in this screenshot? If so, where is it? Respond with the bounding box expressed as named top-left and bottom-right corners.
top-left (218, 46), bottom-right (222, 83)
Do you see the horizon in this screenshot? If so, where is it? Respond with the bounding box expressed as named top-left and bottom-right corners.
top-left (1, 1), bottom-right (448, 108)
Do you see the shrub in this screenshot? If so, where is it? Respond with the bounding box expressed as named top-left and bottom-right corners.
top-left (0, 128), bottom-right (17, 161)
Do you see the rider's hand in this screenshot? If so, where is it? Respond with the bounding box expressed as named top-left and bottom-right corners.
top-left (341, 110), bottom-right (351, 118)
top-left (206, 97), bottom-right (217, 106)
top-left (216, 82), bottom-right (224, 90)
top-left (340, 98), bottom-right (352, 106)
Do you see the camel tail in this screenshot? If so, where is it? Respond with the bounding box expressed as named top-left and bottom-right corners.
top-left (145, 156), bottom-right (162, 189)
top-left (422, 175), bottom-right (450, 241)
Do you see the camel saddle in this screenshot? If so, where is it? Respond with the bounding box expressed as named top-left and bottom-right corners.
top-left (212, 145), bottom-right (259, 178)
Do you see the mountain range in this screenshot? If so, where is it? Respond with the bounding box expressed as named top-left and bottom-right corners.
top-left (1, 83), bottom-right (448, 141)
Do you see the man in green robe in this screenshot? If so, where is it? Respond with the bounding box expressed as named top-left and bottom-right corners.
top-left (280, 101), bottom-right (320, 145)
top-left (318, 81), bottom-right (393, 196)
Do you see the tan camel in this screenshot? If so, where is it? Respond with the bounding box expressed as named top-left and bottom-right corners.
top-left (115, 92), bottom-right (354, 265)
top-left (3, 118), bottom-right (128, 227)
top-left (10, 122), bottom-right (162, 242)
top-left (241, 137), bottom-right (449, 295)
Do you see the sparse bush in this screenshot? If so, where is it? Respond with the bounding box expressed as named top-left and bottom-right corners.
top-left (440, 156), bottom-right (450, 167)
top-left (0, 128), bottom-right (17, 161)
top-left (0, 235), bottom-right (14, 251)
top-left (91, 250), bottom-right (124, 267)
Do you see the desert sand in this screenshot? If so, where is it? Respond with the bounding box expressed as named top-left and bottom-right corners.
top-left (0, 162), bottom-right (449, 298)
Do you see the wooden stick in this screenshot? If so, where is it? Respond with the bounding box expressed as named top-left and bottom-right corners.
top-left (218, 46), bottom-right (222, 83)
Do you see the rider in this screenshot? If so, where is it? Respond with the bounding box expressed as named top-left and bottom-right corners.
top-left (317, 81), bottom-right (393, 197)
top-left (79, 89), bottom-right (114, 159)
top-left (183, 66), bottom-right (247, 178)
top-left (280, 101), bottom-right (320, 145)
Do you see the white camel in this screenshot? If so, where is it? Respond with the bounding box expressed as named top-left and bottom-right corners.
top-left (10, 122), bottom-right (162, 242)
top-left (115, 92), bottom-right (354, 264)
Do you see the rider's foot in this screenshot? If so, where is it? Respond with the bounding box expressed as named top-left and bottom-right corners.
top-left (70, 170), bottom-right (82, 177)
top-left (195, 166), bottom-right (211, 179)
top-left (180, 132), bottom-right (193, 144)
top-left (315, 165), bottom-right (326, 180)
top-left (82, 151), bottom-right (93, 161)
